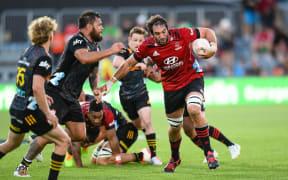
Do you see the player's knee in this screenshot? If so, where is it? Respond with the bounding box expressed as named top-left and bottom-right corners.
top-left (167, 117), bottom-right (183, 128)
top-left (186, 95), bottom-right (203, 117)
top-left (58, 135), bottom-right (71, 149)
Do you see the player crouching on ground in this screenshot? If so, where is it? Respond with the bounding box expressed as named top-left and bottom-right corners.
top-left (67, 99), bottom-right (148, 167)
top-left (90, 122), bottom-right (149, 165)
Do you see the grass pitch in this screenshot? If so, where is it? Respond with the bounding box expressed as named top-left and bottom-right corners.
top-left (0, 105), bottom-right (287, 180)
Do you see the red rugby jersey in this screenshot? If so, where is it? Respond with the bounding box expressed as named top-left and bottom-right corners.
top-left (134, 27), bottom-right (204, 91)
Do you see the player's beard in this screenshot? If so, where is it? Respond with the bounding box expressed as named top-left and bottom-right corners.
top-left (90, 27), bottom-right (103, 42)
top-left (155, 35), bottom-right (168, 46)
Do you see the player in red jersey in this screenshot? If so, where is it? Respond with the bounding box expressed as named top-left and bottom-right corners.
top-left (102, 14), bottom-right (219, 172)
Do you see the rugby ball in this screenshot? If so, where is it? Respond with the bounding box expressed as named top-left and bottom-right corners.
top-left (192, 38), bottom-right (210, 54)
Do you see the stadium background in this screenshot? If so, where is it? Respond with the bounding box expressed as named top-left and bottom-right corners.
top-left (0, 0), bottom-right (288, 109)
top-left (0, 1), bottom-right (287, 179)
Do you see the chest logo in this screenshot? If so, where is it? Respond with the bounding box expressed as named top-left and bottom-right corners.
top-left (163, 56), bottom-right (183, 70)
top-left (73, 39), bottom-right (83, 46)
top-left (164, 56), bottom-right (179, 65)
top-left (153, 51), bottom-right (160, 56)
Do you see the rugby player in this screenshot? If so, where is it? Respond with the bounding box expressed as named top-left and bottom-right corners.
top-left (102, 14), bottom-right (219, 172)
top-left (0, 16), bottom-right (70, 179)
top-left (112, 27), bottom-right (162, 165)
top-left (15, 10), bottom-right (125, 174)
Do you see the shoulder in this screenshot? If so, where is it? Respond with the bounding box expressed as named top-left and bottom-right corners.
top-left (143, 37), bottom-right (156, 48)
top-left (170, 28), bottom-right (190, 40)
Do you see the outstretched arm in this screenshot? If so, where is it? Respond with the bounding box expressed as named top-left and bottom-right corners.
top-left (89, 66), bottom-right (102, 103)
top-left (75, 42), bottom-right (125, 64)
top-left (101, 55), bottom-right (139, 95)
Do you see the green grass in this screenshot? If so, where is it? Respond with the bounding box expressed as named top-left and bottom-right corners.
top-left (0, 105), bottom-right (288, 180)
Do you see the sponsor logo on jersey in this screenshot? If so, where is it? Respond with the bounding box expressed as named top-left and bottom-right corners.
top-left (153, 51), bottom-right (160, 56)
top-left (174, 42), bottom-right (182, 50)
top-left (163, 56), bottom-right (183, 70)
top-left (175, 46), bottom-right (182, 51)
top-left (39, 61), bottom-right (50, 70)
top-left (73, 39), bottom-right (83, 46)
top-left (109, 121), bottom-right (115, 127)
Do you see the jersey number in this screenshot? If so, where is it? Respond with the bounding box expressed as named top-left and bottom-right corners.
top-left (50, 72), bottom-right (65, 86)
top-left (126, 130), bottom-right (134, 140)
top-left (16, 67), bottom-right (26, 87)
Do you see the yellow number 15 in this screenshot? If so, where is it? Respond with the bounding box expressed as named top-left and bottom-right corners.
top-left (16, 67), bottom-right (26, 86)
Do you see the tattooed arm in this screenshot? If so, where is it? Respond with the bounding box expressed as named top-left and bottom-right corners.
top-left (89, 66), bottom-right (102, 103)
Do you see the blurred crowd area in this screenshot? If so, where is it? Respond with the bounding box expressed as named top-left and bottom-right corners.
top-left (0, 0), bottom-right (288, 82)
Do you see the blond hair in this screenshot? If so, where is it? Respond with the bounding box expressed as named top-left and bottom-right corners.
top-left (129, 26), bottom-right (148, 37)
top-left (28, 16), bottom-right (57, 45)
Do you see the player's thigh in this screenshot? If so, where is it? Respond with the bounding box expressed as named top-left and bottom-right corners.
top-left (138, 106), bottom-right (151, 120)
top-left (41, 126), bottom-right (70, 146)
top-left (136, 93), bottom-right (152, 124)
top-left (4, 130), bottom-right (25, 150)
top-left (164, 88), bottom-right (186, 117)
top-left (63, 102), bottom-right (86, 140)
top-left (65, 121), bottom-right (86, 141)
top-left (24, 109), bottom-right (54, 136)
top-left (120, 96), bottom-right (138, 120)
top-left (117, 123), bottom-right (138, 153)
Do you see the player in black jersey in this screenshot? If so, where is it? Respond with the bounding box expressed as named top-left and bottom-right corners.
top-left (15, 10), bottom-right (125, 174)
top-left (113, 27), bottom-right (162, 165)
top-left (0, 17), bottom-right (70, 179)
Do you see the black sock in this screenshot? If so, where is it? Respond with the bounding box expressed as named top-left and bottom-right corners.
top-left (134, 152), bottom-right (144, 162)
top-left (191, 136), bottom-right (203, 149)
top-left (170, 138), bottom-right (181, 161)
top-left (146, 133), bottom-right (157, 158)
top-left (0, 151), bottom-right (6, 159)
top-left (21, 158), bottom-right (32, 167)
top-left (195, 125), bottom-right (212, 156)
top-left (48, 153), bottom-right (65, 180)
top-left (209, 125), bottom-right (233, 146)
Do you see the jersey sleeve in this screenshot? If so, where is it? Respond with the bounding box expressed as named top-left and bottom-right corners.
top-left (34, 56), bottom-right (52, 78)
top-left (179, 27), bottom-right (200, 43)
top-left (133, 41), bottom-right (148, 62)
top-left (103, 108), bottom-right (115, 130)
top-left (68, 36), bottom-right (87, 54)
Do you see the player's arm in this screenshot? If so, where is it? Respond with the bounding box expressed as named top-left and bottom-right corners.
top-left (113, 55), bottom-right (125, 69)
top-left (75, 42), bottom-right (125, 64)
top-left (147, 67), bottom-right (162, 83)
top-left (197, 27), bottom-right (218, 59)
top-left (106, 128), bottom-right (122, 166)
top-left (33, 56), bottom-right (58, 128)
top-left (101, 55), bottom-right (139, 95)
top-left (113, 54), bottom-right (146, 70)
top-left (89, 66), bottom-right (101, 102)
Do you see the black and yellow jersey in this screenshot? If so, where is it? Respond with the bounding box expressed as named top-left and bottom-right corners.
top-left (10, 45), bottom-right (52, 111)
top-left (117, 48), bottom-right (147, 100)
top-left (47, 32), bottom-right (100, 102)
